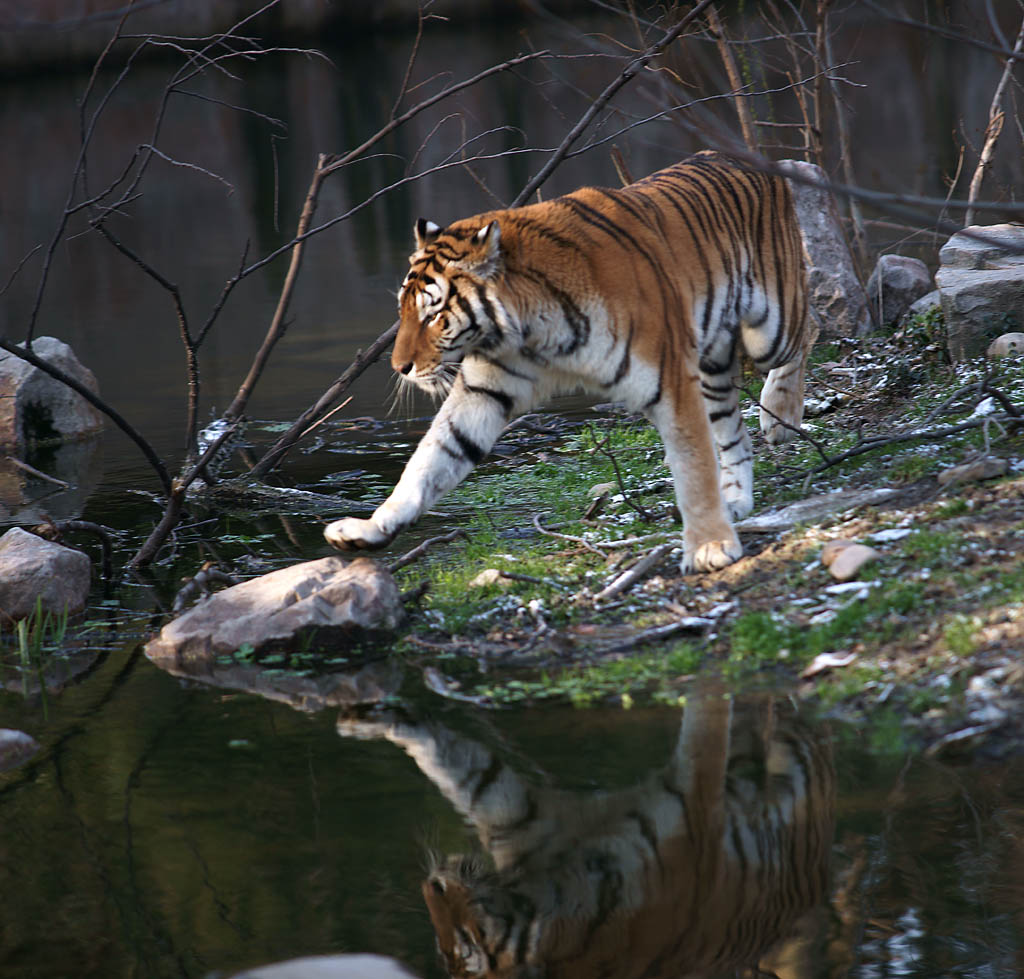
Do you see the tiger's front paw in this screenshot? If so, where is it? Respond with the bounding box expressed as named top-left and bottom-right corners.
top-left (324, 517), bottom-right (396, 552)
top-left (681, 537), bottom-right (743, 574)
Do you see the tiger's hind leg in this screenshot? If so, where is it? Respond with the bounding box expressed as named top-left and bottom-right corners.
top-left (700, 358), bottom-right (753, 520)
top-left (759, 355), bottom-right (808, 445)
top-left (757, 310), bottom-right (818, 445)
top-left (649, 381), bottom-right (743, 575)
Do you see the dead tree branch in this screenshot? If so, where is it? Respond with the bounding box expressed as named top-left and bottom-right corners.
top-left (512, 0), bottom-right (716, 207)
top-left (965, 13), bottom-right (1024, 226)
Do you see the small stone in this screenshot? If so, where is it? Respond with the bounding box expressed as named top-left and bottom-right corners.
top-left (801, 651), bottom-right (857, 679)
top-left (468, 568), bottom-right (505, 587)
top-left (0, 728), bottom-right (40, 772)
top-left (826, 543), bottom-right (880, 582)
top-left (987, 332), bottom-right (1024, 358)
top-left (936, 456), bottom-right (1009, 487)
top-left (820, 538), bottom-right (857, 568)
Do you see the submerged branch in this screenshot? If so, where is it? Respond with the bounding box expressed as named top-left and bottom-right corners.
top-left (248, 321), bottom-right (399, 479)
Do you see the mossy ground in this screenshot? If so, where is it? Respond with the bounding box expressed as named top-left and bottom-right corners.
top-left (385, 314), bottom-right (1024, 755)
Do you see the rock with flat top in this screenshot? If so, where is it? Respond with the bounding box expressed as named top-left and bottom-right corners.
top-left (144, 556), bottom-right (402, 670)
top-left (0, 526), bottom-right (91, 622)
top-left (936, 225), bottom-right (1024, 361)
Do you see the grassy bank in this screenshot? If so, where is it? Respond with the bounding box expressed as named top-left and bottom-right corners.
top-left (385, 313), bottom-right (1024, 754)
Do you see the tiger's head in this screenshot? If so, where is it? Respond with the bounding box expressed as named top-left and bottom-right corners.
top-left (422, 855), bottom-right (543, 979)
top-left (393, 217), bottom-right (507, 395)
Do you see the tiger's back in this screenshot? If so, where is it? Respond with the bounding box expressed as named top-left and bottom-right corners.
top-left (326, 153), bottom-right (812, 574)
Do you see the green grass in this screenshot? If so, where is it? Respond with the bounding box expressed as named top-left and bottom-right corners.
top-left (725, 579), bottom-right (929, 677)
top-left (474, 643), bottom-right (702, 707)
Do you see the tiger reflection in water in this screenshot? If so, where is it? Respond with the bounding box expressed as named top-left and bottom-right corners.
top-left (337, 692), bottom-right (835, 979)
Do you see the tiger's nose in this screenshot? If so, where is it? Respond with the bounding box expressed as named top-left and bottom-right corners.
top-left (396, 361), bottom-right (414, 376)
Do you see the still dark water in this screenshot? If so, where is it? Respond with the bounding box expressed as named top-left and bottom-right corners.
top-left (3, 7), bottom-right (1024, 978)
top-left (3, 646), bottom-right (1024, 978)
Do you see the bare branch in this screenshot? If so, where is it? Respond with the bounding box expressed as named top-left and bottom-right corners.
top-left (965, 13), bottom-right (1024, 226)
top-left (513, 0), bottom-right (717, 207)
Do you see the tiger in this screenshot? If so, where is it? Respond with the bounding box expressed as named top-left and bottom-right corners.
top-left (337, 692), bottom-right (836, 978)
top-left (324, 151), bottom-right (813, 573)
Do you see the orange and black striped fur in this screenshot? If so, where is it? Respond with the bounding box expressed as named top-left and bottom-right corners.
top-left (337, 694), bottom-right (835, 978)
top-left (325, 152), bottom-right (812, 573)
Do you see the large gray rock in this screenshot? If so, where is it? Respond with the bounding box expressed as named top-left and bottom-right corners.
top-left (0, 526), bottom-right (91, 622)
top-left (867, 254), bottom-right (932, 327)
top-left (0, 337), bottom-right (104, 449)
top-left (935, 225), bottom-right (1024, 361)
top-left (144, 556), bottom-right (402, 670)
top-left (780, 160), bottom-right (872, 339)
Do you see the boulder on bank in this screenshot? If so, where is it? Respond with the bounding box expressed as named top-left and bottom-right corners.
top-left (0, 337), bottom-right (104, 450)
top-left (935, 224), bottom-right (1024, 361)
top-left (781, 159), bottom-right (872, 339)
top-left (0, 526), bottom-right (91, 622)
top-left (144, 556), bottom-right (403, 670)
top-left (867, 254), bottom-right (931, 327)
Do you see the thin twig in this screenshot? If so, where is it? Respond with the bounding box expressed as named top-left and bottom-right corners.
top-left (594, 542), bottom-right (675, 601)
top-left (387, 529), bottom-right (466, 574)
top-left (531, 513), bottom-right (604, 555)
top-left (249, 321), bottom-right (399, 478)
top-left (512, 0), bottom-right (717, 207)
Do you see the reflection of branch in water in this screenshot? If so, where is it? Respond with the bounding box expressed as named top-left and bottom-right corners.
top-left (337, 692), bottom-right (836, 978)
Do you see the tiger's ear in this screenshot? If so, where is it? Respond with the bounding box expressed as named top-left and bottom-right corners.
top-left (464, 222), bottom-right (499, 274)
top-left (475, 220), bottom-right (500, 255)
top-left (415, 218), bottom-right (442, 250)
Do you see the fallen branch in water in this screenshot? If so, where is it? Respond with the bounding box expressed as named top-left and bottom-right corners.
top-left (171, 561), bottom-right (238, 613)
top-left (5, 456), bottom-right (70, 488)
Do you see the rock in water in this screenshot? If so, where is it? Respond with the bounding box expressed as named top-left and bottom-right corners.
top-left (144, 556), bottom-right (403, 670)
top-left (0, 526), bottom-right (91, 621)
top-left (228, 955), bottom-right (421, 978)
top-left (0, 337), bottom-right (104, 449)
top-left (0, 729), bottom-right (40, 772)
